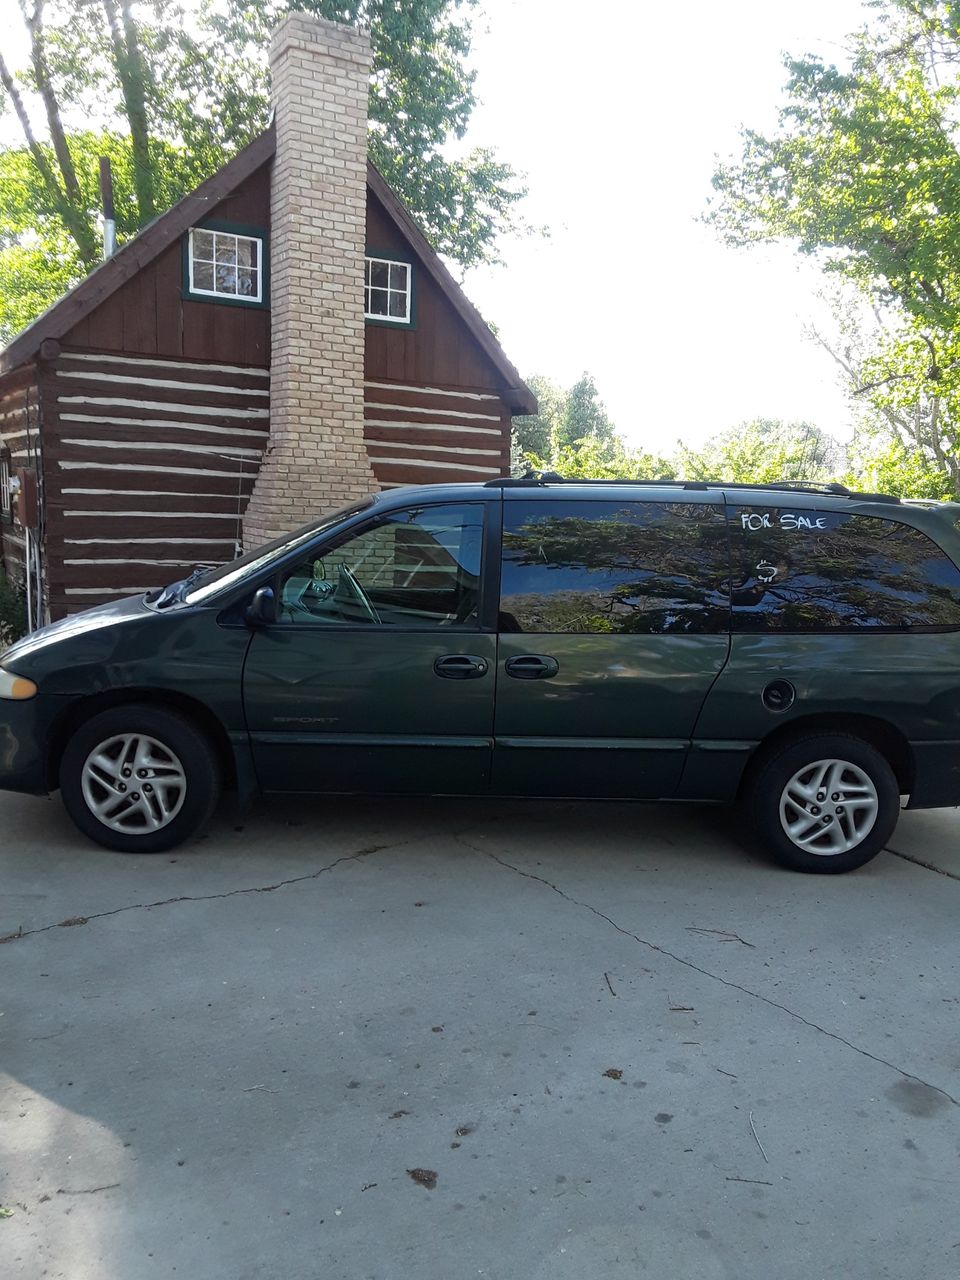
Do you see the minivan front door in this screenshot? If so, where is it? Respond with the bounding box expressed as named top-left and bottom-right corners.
top-left (242, 501), bottom-right (496, 794)
top-left (492, 495), bottom-right (731, 798)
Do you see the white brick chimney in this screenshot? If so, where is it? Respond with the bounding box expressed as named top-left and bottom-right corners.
top-left (243, 12), bottom-right (377, 547)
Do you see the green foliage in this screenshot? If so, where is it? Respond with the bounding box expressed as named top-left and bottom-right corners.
top-left (844, 430), bottom-right (953, 499)
top-left (0, 569), bottom-right (27, 648)
top-left (0, 130), bottom-right (201, 342)
top-left (708, 46), bottom-right (960, 324)
top-left (538, 439), bottom-right (676, 481)
top-left (513, 373), bottom-right (672, 479)
top-left (0, 0), bottom-right (530, 340)
top-left (676, 420), bottom-right (841, 485)
top-left (553, 374), bottom-right (615, 451)
top-left (223, 1), bottom-right (530, 266)
top-left (706, 0), bottom-right (960, 498)
top-left (514, 373), bottom-right (953, 500)
top-left (512, 374), bottom-right (563, 460)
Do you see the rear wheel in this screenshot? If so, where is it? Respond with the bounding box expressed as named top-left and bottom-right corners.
top-left (743, 733), bottom-right (900, 873)
top-left (60, 705), bottom-right (221, 852)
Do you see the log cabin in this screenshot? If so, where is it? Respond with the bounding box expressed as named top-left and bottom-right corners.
top-left (0, 12), bottom-right (535, 625)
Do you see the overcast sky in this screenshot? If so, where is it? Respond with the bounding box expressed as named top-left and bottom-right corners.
top-left (2, 0), bottom-right (872, 451)
top-left (460, 0), bottom-right (871, 451)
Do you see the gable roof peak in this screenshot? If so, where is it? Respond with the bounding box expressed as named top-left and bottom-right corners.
top-left (1, 129), bottom-right (536, 416)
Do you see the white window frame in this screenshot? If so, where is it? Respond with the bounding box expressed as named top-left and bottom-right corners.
top-left (188, 228), bottom-right (264, 303)
top-left (0, 451), bottom-right (11, 521)
top-left (364, 255), bottom-right (412, 324)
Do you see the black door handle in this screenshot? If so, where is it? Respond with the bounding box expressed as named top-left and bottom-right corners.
top-left (434, 654), bottom-right (489, 680)
top-left (504, 654), bottom-right (559, 680)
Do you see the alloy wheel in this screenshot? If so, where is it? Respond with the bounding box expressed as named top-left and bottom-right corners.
top-left (778, 757), bottom-right (879, 856)
top-left (80, 733), bottom-right (187, 834)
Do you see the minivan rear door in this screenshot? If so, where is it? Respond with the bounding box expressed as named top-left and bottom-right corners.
top-left (491, 491), bottom-right (732, 798)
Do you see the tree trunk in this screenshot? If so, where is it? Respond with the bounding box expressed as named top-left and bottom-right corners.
top-left (0, 46), bottom-right (98, 267)
top-left (102, 0), bottom-right (155, 225)
top-left (24, 3), bottom-right (83, 204)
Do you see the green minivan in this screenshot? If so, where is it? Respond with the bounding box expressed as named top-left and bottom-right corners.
top-left (3, 476), bottom-right (960, 872)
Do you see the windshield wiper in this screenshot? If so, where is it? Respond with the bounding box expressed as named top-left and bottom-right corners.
top-left (154, 566), bottom-right (210, 608)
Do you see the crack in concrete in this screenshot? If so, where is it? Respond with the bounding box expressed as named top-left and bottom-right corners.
top-left (0, 842), bottom-right (396, 946)
top-left (467, 838), bottom-right (959, 1108)
top-left (886, 846), bottom-right (960, 882)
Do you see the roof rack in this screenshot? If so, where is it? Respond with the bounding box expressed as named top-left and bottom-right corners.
top-left (486, 473), bottom-right (900, 503)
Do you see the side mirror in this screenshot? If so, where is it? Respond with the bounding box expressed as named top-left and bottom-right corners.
top-left (246, 585), bottom-right (278, 627)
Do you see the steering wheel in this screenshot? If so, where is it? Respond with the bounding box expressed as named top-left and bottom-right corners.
top-left (337, 563), bottom-right (381, 624)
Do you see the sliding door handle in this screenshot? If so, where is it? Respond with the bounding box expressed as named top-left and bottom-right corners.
top-left (504, 654), bottom-right (559, 680)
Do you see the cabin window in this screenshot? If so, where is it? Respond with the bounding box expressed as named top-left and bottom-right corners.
top-left (185, 226), bottom-right (266, 305)
top-left (0, 449), bottom-right (11, 523)
top-left (364, 255), bottom-right (412, 324)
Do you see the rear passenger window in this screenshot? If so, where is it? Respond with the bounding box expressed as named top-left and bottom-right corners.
top-left (730, 507), bottom-right (960, 630)
top-left (499, 501), bottom-right (730, 634)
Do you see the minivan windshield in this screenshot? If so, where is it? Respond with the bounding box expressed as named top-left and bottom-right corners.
top-left (173, 497), bottom-right (376, 607)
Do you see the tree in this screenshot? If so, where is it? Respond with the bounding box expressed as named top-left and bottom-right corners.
top-left (544, 438), bottom-right (675, 481)
top-left (512, 371), bottom-right (674, 479)
top-left (808, 298), bottom-right (960, 495)
top-left (512, 374), bottom-right (564, 460)
top-left (0, 0), bottom-right (529, 340)
top-left (0, 129), bottom-right (200, 341)
top-left (706, 0), bottom-right (960, 495)
top-left (554, 373), bottom-right (615, 451)
top-left (206, 2), bottom-right (529, 268)
top-left (844, 429), bottom-right (952, 498)
top-left (677, 420), bottom-right (843, 485)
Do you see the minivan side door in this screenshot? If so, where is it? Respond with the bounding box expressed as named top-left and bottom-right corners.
top-left (491, 493), bottom-right (732, 798)
top-left (242, 499), bottom-right (497, 794)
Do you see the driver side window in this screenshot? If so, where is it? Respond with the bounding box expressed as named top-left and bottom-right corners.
top-left (278, 503), bottom-right (484, 627)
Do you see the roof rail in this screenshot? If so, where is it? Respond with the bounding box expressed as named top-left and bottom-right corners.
top-left (487, 473), bottom-right (901, 503)
top-left (488, 474), bottom-right (709, 489)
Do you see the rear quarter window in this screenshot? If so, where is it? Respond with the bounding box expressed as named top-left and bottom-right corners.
top-left (730, 507), bottom-right (960, 631)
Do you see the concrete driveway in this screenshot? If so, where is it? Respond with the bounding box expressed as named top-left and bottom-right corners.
top-left (1, 790), bottom-right (958, 1280)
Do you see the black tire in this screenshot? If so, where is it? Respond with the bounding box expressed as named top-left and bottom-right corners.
top-left (59, 704), bottom-right (221, 853)
top-left (742, 732), bottom-right (900, 874)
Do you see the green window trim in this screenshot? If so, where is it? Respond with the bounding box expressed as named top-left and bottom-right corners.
top-left (182, 220), bottom-right (270, 309)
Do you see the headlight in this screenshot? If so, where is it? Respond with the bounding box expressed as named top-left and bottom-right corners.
top-left (0, 668), bottom-right (38, 700)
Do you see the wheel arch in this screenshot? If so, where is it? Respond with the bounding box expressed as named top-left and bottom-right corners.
top-left (739, 713), bottom-right (915, 798)
top-left (46, 688), bottom-right (238, 792)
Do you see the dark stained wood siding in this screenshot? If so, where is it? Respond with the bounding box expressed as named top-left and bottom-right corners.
top-left (23, 168), bottom-right (523, 615)
top-left (42, 166), bottom-right (272, 615)
top-left (42, 351), bottom-right (267, 616)
top-left (364, 384), bottom-right (511, 487)
top-left (363, 190), bottom-right (513, 486)
top-left (364, 194), bottom-right (509, 394)
top-left (64, 163), bottom-right (271, 365)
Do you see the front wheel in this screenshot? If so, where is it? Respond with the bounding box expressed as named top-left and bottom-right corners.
top-left (742, 733), bottom-right (900, 873)
top-left (60, 705), bottom-right (221, 852)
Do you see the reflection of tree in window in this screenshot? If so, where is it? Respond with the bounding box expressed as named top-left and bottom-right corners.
top-left (280, 504), bottom-right (482, 627)
top-left (731, 509), bottom-right (960, 630)
top-left (500, 502), bottom-right (730, 634)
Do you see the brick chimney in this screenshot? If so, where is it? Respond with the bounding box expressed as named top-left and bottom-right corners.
top-left (243, 13), bottom-right (377, 547)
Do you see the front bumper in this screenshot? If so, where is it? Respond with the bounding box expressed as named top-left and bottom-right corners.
top-left (0, 695), bottom-right (52, 795)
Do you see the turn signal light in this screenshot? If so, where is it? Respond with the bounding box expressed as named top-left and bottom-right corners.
top-left (0, 670), bottom-right (38, 701)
